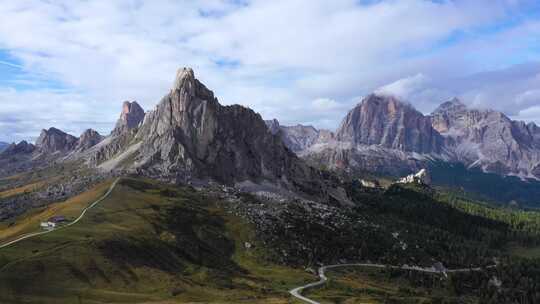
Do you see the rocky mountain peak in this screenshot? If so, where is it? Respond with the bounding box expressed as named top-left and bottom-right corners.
top-left (264, 119), bottom-right (335, 153)
top-left (112, 101), bottom-right (145, 135)
top-left (336, 94), bottom-right (443, 154)
top-left (434, 97), bottom-right (467, 113)
top-left (35, 127), bottom-right (78, 153)
top-left (173, 67), bottom-right (196, 92)
top-left (76, 129), bottom-right (103, 151)
top-left (1, 140), bottom-right (35, 156)
top-left (91, 67), bottom-right (343, 203)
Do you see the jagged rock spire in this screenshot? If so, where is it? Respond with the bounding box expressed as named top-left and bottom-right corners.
top-left (173, 67), bottom-right (195, 92)
top-left (76, 129), bottom-right (103, 151)
top-left (112, 101), bottom-right (145, 135)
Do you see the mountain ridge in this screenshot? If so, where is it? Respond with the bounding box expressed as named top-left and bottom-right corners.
top-left (274, 93), bottom-right (540, 181)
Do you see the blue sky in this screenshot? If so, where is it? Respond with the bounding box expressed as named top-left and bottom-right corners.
top-left (1, 0), bottom-right (540, 142)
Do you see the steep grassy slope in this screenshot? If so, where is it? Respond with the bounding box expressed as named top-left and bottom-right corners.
top-left (0, 178), bottom-right (312, 304)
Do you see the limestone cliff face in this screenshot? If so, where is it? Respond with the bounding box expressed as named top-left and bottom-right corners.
top-left (132, 68), bottom-right (314, 186)
top-left (111, 101), bottom-right (145, 136)
top-left (1, 141), bottom-right (35, 156)
top-left (35, 128), bottom-right (78, 154)
top-left (336, 94), bottom-right (444, 154)
top-left (90, 68), bottom-right (340, 201)
top-left (265, 119), bottom-right (334, 153)
top-left (431, 99), bottom-right (540, 178)
top-left (0, 141), bottom-right (37, 177)
top-left (88, 101), bottom-right (145, 166)
top-left (75, 129), bottom-right (103, 152)
top-left (285, 94), bottom-right (446, 176)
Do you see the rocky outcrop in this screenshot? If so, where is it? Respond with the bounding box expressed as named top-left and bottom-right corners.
top-left (396, 169), bottom-right (431, 185)
top-left (0, 141), bottom-right (37, 177)
top-left (35, 128), bottom-right (78, 154)
top-left (75, 129), bottom-right (103, 152)
top-left (1, 141), bottom-right (36, 156)
top-left (111, 101), bottom-right (145, 136)
top-left (336, 94), bottom-right (444, 154)
top-left (87, 101), bottom-right (146, 167)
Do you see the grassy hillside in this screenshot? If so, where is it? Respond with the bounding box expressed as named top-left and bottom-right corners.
top-left (1, 176), bottom-right (539, 303)
top-left (0, 178), bottom-right (313, 303)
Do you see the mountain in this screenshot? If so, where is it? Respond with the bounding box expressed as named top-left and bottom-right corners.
top-left (35, 127), bottom-right (79, 154)
top-left (265, 119), bottom-right (334, 153)
top-left (278, 94), bottom-right (540, 179)
top-left (0, 127), bottom-right (104, 179)
top-left (111, 101), bottom-right (145, 136)
top-left (271, 94), bottom-right (540, 205)
top-left (75, 129), bottom-right (104, 152)
top-left (336, 94), bottom-right (444, 154)
top-left (89, 68), bottom-right (343, 201)
top-left (431, 99), bottom-right (540, 178)
top-left (1, 140), bottom-right (35, 156)
top-left (294, 94), bottom-right (448, 175)
top-left (0, 141), bottom-right (37, 177)
top-left (0, 142), bottom-right (8, 152)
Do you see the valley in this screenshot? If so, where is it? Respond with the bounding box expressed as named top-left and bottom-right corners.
top-left (1, 172), bottom-right (539, 303)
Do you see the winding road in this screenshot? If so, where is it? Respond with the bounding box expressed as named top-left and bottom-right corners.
top-left (290, 263), bottom-right (495, 304)
top-left (0, 178), bottom-right (120, 250)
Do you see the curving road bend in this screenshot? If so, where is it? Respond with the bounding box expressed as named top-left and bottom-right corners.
top-left (290, 263), bottom-right (495, 304)
top-left (0, 178), bottom-right (120, 250)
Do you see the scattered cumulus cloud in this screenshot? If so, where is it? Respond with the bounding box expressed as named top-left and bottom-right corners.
top-left (0, 0), bottom-right (540, 141)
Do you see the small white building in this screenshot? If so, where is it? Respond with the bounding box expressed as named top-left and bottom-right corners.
top-left (40, 222), bottom-right (56, 229)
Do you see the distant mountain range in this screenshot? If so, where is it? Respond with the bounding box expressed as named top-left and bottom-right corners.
top-left (2, 68), bottom-right (540, 206)
top-left (0, 142), bottom-right (8, 152)
top-left (0, 68), bottom-right (346, 205)
top-left (269, 94), bottom-right (540, 182)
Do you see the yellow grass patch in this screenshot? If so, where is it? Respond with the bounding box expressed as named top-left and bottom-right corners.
top-left (0, 181), bottom-right (45, 199)
top-left (0, 180), bottom-right (113, 244)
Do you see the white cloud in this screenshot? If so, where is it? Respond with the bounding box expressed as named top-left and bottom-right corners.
top-left (0, 0), bottom-right (539, 141)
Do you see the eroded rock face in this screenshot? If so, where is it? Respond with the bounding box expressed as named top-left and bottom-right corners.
top-left (431, 98), bottom-right (540, 178)
top-left (0, 141), bottom-right (37, 177)
top-left (289, 94), bottom-right (446, 176)
top-left (76, 129), bottom-right (103, 152)
top-left (89, 68), bottom-right (342, 202)
top-left (1, 141), bottom-right (35, 156)
top-left (35, 128), bottom-right (78, 154)
top-left (265, 119), bottom-right (335, 153)
top-left (337, 94), bottom-right (444, 154)
top-left (133, 68), bottom-right (310, 186)
top-left (112, 101), bottom-right (145, 136)
top-left (293, 94), bottom-right (540, 180)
